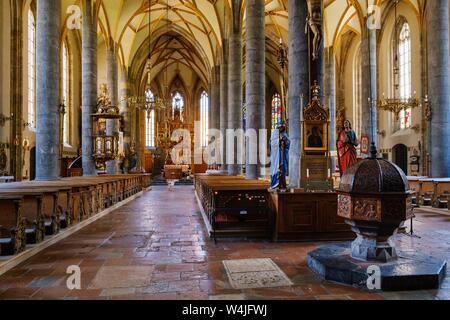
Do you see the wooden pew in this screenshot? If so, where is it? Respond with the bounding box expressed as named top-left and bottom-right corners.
top-left (0, 195), bottom-right (26, 256)
top-left (0, 185), bottom-right (72, 235)
top-left (419, 178), bottom-right (435, 206)
top-left (195, 175), bottom-right (271, 240)
top-left (0, 190), bottom-right (45, 244)
top-left (0, 174), bottom-right (149, 257)
top-left (433, 178), bottom-right (450, 208)
top-left (407, 176), bottom-right (427, 206)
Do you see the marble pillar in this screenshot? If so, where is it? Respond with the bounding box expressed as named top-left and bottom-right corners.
top-left (35, 0), bottom-right (60, 181)
top-left (427, 0), bottom-right (450, 177)
top-left (227, 12), bottom-right (243, 176)
top-left (211, 66), bottom-right (221, 132)
top-left (361, 22), bottom-right (377, 146)
top-left (81, 0), bottom-right (97, 176)
top-left (220, 40), bottom-right (229, 172)
top-left (288, 0), bottom-right (309, 188)
top-left (325, 47), bottom-right (336, 172)
top-left (245, 0), bottom-right (265, 180)
top-left (106, 41), bottom-right (119, 174)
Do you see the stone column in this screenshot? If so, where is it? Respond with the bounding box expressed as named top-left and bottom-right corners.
top-left (325, 47), bottom-right (336, 172)
top-left (9, 0), bottom-right (24, 181)
top-left (81, 0), bottom-right (97, 176)
top-left (210, 66), bottom-right (220, 167)
top-left (35, 0), bottom-right (60, 181)
top-left (245, 0), bottom-right (265, 180)
top-left (361, 20), bottom-right (377, 147)
top-left (227, 3), bottom-right (243, 176)
top-left (119, 70), bottom-right (131, 160)
top-left (427, 0), bottom-right (450, 177)
top-left (106, 41), bottom-right (119, 174)
top-left (288, 0), bottom-right (309, 188)
top-left (307, 0), bottom-right (325, 97)
top-left (210, 66), bottom-right (221, 132)
top-left (220, 40), bottom-right (229, 172)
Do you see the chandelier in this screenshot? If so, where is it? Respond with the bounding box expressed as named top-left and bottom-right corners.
top-left (122, 0), bottom-right (167, 118)
top-left (375, 0), bottom-right (423, 119)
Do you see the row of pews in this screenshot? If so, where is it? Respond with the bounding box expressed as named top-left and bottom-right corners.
top-left (0, 174), bottom-right (151, 256)
top-left (408, 177), bottom-right (450, 209)
top-left (194, 174), bottom-right (272, 241)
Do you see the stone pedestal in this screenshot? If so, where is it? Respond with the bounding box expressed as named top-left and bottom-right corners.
top-left (308, 243), bottom-right (447, 291)
top-left (348, 220), bottom-right (399, 262)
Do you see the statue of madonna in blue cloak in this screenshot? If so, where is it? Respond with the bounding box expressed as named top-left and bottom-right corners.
top-left (269, 123), bottom-right (290, 191)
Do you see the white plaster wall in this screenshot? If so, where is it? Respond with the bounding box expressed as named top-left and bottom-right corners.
top-left (377, 2), bottom-right (422, 161)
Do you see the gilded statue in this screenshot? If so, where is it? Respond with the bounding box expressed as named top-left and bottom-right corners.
top-left (96, 84), bottom-right (119, 114)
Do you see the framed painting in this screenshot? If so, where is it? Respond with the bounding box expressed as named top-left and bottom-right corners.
top-left (303, 122), bottom-right (328, 153)
top-left (360, 134), bottom-right (369, 155)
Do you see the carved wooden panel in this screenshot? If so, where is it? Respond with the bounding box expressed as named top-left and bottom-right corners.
top-left (353, 198), bottom-right (381, 222)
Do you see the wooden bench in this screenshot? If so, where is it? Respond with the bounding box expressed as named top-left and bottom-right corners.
top-left (433, 178), bottom-right (450, 208)
top-left (0, 185), bottom-right (72, 235)
top-left (418, 178), bottom-right (434, 206)
top-left (0, 190), bottom-right (45, 244)
top-left (0, 174), bottom-right (150, 257)
top-left (407, 176), bottom-right (427, 206)
top-left (195, 175), bottom-right (272, 241)
top-left (0, 195), bottom-right (25, 256)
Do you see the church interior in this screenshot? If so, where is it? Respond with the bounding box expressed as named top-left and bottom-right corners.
top-left (0, 0), bottom-right (449, 301)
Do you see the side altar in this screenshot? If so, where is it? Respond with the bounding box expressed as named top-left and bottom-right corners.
top-left (301, 81), bottom-right (333, 190)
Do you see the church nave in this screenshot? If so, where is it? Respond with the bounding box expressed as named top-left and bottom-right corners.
top-left (0, 186), bottom-right (449, 300)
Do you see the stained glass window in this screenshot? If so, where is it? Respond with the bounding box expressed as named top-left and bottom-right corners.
top-left (271, 93), bottom-right (282, 130)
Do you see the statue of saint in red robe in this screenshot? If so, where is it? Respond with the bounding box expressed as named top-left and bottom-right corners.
top-left (337, 120), bottom-right (359, 176)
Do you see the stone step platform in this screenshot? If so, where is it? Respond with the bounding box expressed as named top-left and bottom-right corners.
top-left (308, 242), bottom-right (447, 291)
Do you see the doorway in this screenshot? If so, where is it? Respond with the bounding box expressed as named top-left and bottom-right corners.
top-left (393, 144), bottom-right (408, 175)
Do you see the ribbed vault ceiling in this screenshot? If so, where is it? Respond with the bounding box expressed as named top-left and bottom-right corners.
top-left (59, 0), bottom-right (424, 90)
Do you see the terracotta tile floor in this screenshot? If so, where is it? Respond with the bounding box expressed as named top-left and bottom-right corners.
top-left (0, 186), bottom-right (449, 300)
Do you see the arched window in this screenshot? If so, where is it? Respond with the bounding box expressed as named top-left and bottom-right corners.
top-left (398, 22), bottom-right (412, 129)
top-left (172, 92), bottom-right (184, 122)
top-left (271, 93), bottom-right (282, 130)
top-left (200, 91), bottom-right (209, 147)
top-left (62, 41), bottom-right (70, 144)
top-left (145, 89), bottom-right (155, 148)
top-left (27, 10), bottom-right (36, 128)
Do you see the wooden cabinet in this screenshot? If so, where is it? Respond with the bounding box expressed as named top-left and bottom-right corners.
top-left (270, 191), bottom-right (353, 241)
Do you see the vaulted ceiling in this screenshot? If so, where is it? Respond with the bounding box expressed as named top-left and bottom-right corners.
top-left (59, 0), bottom-right (425, 92)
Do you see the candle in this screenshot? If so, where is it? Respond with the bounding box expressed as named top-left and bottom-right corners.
top-left (300, 94), bottom-right (304, 122)
top-left (328, 169), bottom-right (331, 179)
top-left (306, 169), bottom-right (310, 178)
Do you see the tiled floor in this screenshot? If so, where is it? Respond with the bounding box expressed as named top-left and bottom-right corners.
top-left (0, 186), bottom-right (449, 300)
